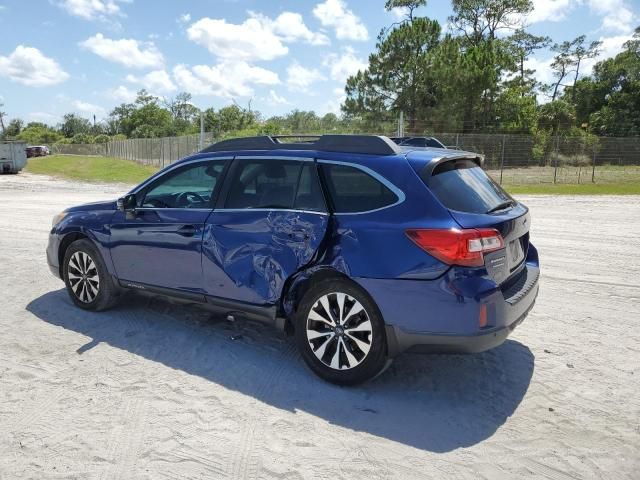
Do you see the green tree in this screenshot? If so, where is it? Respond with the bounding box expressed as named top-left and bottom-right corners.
top-left (538, 99), bottom-right (575, 136)
top-left (575, 28), bottom-right (640, 136)
top-left (448, 0), bottom-right (533, 131)
top-left (449, 0), bottom-right (533, 44)
top-left (4, 118), bottom-right (24, 138)
top-left (17, 124), bottom-right (63, 144)
top-left (204, 104), bottom-right (258, 136)
top-left (508, 29), bottom-right (551, 93)
top-left (343, 3), bottom-right (441, 131)
top-left (59, 113), bottom-right (92, 138)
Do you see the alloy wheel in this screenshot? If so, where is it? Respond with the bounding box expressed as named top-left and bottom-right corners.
top-left (67, 251), bottom-right (100, 303)
top-left (306, 292), bottom-right (373, 370)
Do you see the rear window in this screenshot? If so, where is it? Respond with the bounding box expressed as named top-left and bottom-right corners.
top-left (423, 158), bottom-right (513, 214)
top-left (322, 164), bottom-right (398, 213)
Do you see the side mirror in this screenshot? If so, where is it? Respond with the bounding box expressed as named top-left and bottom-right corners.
top-left (117, 193), bottom-right (137, 212)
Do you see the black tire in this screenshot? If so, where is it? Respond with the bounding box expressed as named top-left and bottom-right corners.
top-left (295, 278), bottom-right (388, 385)
top-left (63, 238), bottom-right (119, 311)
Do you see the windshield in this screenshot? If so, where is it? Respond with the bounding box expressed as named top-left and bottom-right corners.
top-left (422, 158), bottom-right (514, 214)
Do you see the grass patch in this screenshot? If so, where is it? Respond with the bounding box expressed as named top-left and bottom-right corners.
top-left (504, 183), bottom-right (640, 195)
top-left (25, 155), bottom-right (639, 195)
top-left (26, 155), bottom-right (158, 184)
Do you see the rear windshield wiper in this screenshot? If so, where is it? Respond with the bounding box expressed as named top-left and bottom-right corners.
top-left (486, 200), bottom-right (515, 214)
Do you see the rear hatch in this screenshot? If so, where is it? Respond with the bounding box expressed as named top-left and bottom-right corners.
top-left (417, 155), bottom-right (530, 285)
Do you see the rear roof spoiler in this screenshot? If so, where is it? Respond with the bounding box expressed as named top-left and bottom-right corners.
top-left (201, 135), bottom-right (402, 156)
top-left (417, 153), bottom-right (485, 177)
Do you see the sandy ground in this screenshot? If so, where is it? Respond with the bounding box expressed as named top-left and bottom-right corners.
top-left (0, 172), bottom-right (639, 480)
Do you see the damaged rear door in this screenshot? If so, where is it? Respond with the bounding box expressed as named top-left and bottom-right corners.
top-left (202, 156), bottom-right (328, 306)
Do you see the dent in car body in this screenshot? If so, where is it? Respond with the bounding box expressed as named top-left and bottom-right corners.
top-left (202, 209), bottom-right (329, 305)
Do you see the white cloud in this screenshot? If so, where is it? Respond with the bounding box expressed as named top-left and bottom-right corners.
top-left (0, 46), bottom-right (69, 87)
top-left (527, 0), bottom-right (575, 23)
top-left (265, 90), bottom-right (291, 106)
top-left (178, 13), bottom-right (191, 24)
top-left (528, 0), bottom-right (637, 32)
top-left (323, 87), bottom-right (347, 115)
top-left (313, 0), bottom-right (368, 41)
top-left (108, 85), bottom-right (137, 102)
top-left (126, 69), bottom-right (176, 93)
top-left (186, 11), bottom-right (328, 62)
top-left (286, 63), bottom-right (326, 91)
top-left (80, 33), bottom-right (164, 69)
top-left (187, 17), bottom-right (288, 61)
top-left (252, 11), bottom-right (330, 46)
top-left (524, 56), bottom-right (555, 86)
top-left (173, 61), bottom-right (279, 98)
top-left (28, 112), bottom-right (59, 124)
top-left (584, 0), bottom-right (636, 33)
top-left (72, 100), bottom-right (106, 117)
top-left (389, 6), bottom-right (411, 20)
top-left (323, 47), bottom-right (367, 82)
top-left (57, 0), bottom-right (123, 21)
top-left (582, 33), bottom-right (635, 72)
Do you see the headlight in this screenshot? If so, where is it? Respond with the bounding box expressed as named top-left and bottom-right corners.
top-left (52, 212), bottom-right (68, 228)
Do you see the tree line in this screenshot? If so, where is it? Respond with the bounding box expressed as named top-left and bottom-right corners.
top-left (0, 0), bottom-right (638, 146)
top-left (344, 0), bottom-right (640, 138)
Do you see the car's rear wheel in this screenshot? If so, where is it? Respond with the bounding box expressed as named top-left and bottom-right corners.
top-left (63, 238), bottom-right (119, 311)
top-left (295, 278), bottom-right (388, 385)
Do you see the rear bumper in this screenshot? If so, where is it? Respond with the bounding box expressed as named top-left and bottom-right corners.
top-left (386, 281), bottom-right (537, 355)
top-left (356, 248), bottom-right (540, 357)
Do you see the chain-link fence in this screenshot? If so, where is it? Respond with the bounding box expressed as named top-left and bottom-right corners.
top-left (51, 133), bottom-right (216, 167)
top-left (51, 132), bottom-right (640, 185)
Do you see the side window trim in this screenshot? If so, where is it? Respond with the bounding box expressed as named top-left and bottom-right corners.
top-left (134, 157), bottom-right (231, 211)
top-left (317, 159), bottom-right (406, 215)
top-left (215, 156), bottom-right (328, 215)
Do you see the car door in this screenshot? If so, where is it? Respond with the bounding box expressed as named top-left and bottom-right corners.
top-left (109, 159), bottom-right (228, 294)
top-left (203, 156), bottom-right (329, 305)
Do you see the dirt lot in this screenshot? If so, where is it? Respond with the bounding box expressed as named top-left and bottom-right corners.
top-left (0, 172), bottom-right (639, 480)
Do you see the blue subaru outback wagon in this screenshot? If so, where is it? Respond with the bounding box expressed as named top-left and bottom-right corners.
top-left (47, 135), bottom-right (539, 384)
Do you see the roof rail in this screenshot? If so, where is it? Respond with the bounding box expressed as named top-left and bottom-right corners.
top-left (200, 134), bottom-right (402, 156)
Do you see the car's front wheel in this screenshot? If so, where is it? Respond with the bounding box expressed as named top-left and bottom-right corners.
top-left (295, 278), bottom-right (388, 385)
top-left (63, 238), bottom-right (119, 311)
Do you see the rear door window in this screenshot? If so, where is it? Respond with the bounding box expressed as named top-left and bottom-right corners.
top-left (225, 159), bottom-right (301, 209)
top-left (321, 163), bottom-right (398, 213)
top-left (294, 164), bottom-right (326, 212)
top-left (423, 158), bottom-right (513, 214)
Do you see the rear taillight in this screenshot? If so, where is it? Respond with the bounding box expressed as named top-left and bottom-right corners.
top-left (405, 228), bottom-right (504, 267)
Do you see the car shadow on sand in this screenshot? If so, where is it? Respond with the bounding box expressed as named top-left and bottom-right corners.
top-left (27, 289), bottom-right (534, 453)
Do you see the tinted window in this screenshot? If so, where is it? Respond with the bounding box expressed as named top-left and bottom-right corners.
top-left (424, 138), bottom-right (445, 148)
top-left (142, 161), bottom-right (225, 209)
top-left (424, 159), bottom-right (513, 214)
top-left (322, 164), bottom-right (398, 213)
top-left (402, 137), bottom-right (445, 148)
top-left (225, 160), bottom-right (301, 209)
top-left (294, 165), bottom-right (326, 212)
top-left (403, 138), bottom-right (427, 147)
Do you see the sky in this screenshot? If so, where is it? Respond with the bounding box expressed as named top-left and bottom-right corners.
top-left (0, 0), bottom-right (638, 126)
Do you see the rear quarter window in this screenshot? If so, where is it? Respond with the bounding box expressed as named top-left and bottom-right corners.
top-left (321, 163), bottom-right (398, 213)
top-left (423, 158), bottom-right (513, 214)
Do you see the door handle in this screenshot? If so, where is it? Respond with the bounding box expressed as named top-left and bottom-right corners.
top-left (177, 225), bottom-right (197, 237)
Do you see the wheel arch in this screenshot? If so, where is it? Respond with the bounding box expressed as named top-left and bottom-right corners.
top-left (280, 266), bottom-right (349, 333)
top-left (58, 231), bottom-right (89, 278)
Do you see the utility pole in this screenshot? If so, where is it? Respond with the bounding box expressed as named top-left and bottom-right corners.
top-left (199, 111), bottom-right (205, 150)
top-left (0, 102), bottom-right (6, 135)
top-left (398, 111), bottom-right (404, 137)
